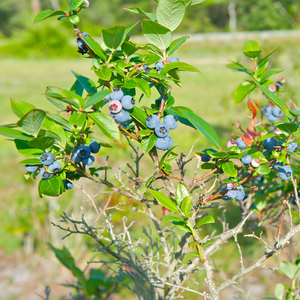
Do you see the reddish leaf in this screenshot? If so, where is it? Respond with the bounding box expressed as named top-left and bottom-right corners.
top-left (162, 206), bottom-right (171, 216)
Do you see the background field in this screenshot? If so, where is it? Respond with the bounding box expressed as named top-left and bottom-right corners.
top-left (1, 34), bottom-right (300, 300)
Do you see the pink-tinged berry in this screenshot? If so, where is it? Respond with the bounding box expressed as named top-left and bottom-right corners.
top-left (109, 100), bottom-right (122, 114)
top-left (268, 85), bottom-right (276, 93)
top-left (279, 77), bottom-right (285, 83)
top-left (227, 139), bottom-right (237, 148)
top-left (251, 158), bottom-right (261, 168)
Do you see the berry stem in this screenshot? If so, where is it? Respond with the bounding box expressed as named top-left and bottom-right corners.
top-left (157, 86), bottom-right (170, 118)
top-left (118, 124), bottom-right (140, 142)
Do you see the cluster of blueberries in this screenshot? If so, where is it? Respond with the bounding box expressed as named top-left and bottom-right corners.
top-left (222, 183), bottom-right (246, 201)
top-left (107, 89), bottom-right (135, 123)
top-left (143, 57), bottom-right (179, 73)
top-left (262, 105), bottom-right (283, 122)
top-left (72, 141), bottom-right (100, 166)
top-left (145, 114), bottom-right (178, 150)
top-left (77, 32), bottom-right (89, 55)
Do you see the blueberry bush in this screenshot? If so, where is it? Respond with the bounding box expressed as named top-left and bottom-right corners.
top-left (1, 0), bottom-right (300, 299)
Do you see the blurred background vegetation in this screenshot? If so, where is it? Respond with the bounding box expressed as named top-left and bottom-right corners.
top-left (1, 1), bottom-right (300, 299)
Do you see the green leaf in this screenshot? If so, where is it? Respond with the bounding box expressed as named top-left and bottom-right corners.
top-left (39, 176), bottom-right (62, 197)
top-left (160, 62), bottom-right (200, 75)
top-left (69, 0), bottom-right (85, 11)
top-left (221, 161), bottom-right (237, 177)
top-left (186, 0), bottom-right (206, 5)
top-left (80, 36), bottom-right (107, 61)
top-left (174, 107), bottom-right (221, 149)
top-left (140, 44), bottom-right (164, 58)
top-left (280, 261), bottom-right (298, 279)
top-left (123, 78), bottom-right (151, 97)
top-left (274, 283), bottom-right (285, 299)
top-left (33, 9), bottom-right (65, 24)
top-left (257, 164), bottom-right (270, 175)
top-left (252, 78), bottom-right (291, 119)
top-left (14, 139), bottom-right (44, 157)
top-left (28, 137), bottom-right (55, 150)
top-left (61, 89), bottom-right (84, 108)
top-left (126, 21), bottom-right (141, 37)
top-left (226, 61), bottom-right (253, 76)
top-left (19, 158), bottom-right (41, 165)
top-left (102, 25), bottom-right (126, 50)
top-left (89, 112), bottom-right (121, 143)
top-left (157, 0), bottom-right (186, 32)
top-left (70, 79), bottom-right (84, 97)
top-left (164, 215), bottom-right (183, 223)
top-left (0, 126), bottom-right (33, 140)
top-left (276, 123), bottom-right (298, 135)
top-left (44, 86), bottom-right (66, 111)
top-left (121, 41), bottom-right (138, 57)
top-left (125, 7), bottom-right (157, 21)
top-left (71, 71), bottom-right (97, 94)
top-left (195, 215), bottom-right (215, 228)
top-left (150, 190), bottom-right (179, 212)
top-left (10, 99), bottom-right (36, 118)
top-left (243, 40), bottom-right (261, 58)
top-left (260, 69), bottom-right (283, 83)
top-left (142, 19), bottom-right (172, 51)
top-left (180, 196), bottom-right (193, 215)
top-left (254, 195), bottom-right (267, 210)
top-left (43, 118), bottom-right (67, 146)
top-left (167, 36), bottom-right (188, 56)
top-left (233, 81), bottom-right (255, 105)
top-left (176, 182), bottom-right (189, 206)
top-left (141, 134), bottom-right (157, 153)
top-left (46, 115), bottom-right (73, 131)
top-left (17, 109), bottom-right (47, 137)
top-left (172, 221), bottom-right (192, 232)
top-left (159, 146), bottom-right (177, 169)
top-left (256, 47), bottom-right (279, 76)
top-left (94, 67), bottom-right (112, 81)
top-left (130, 107), bottom-right (147, 127)
top-left (84, 90), bottom-right (112, 109)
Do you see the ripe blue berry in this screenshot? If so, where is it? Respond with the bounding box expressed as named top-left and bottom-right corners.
top-left (227, 190), bottom-right (237, 199)
top-left (155, 123), bottom-right (170, 138)
top-left (164, 115), bottom-right (178, 130)
top-left (40, 153), bottom-right (54, 166)
top-left (201, 154), bottom-right (211, 162)
top-left (272, 106), bottom-right (283, 117)
top-left (262, 105), bottom-right (272, 116)
top-left (255, 175), bottom-right (264, 182)
top-left (236, 190), bottom-right (246, 201)
top-left (110, 89), bottom-right (124, 101)
top-left (155, 136), bottom-right (173, 150)
top-left (263, 137), bottom-right (276, 152)
top-left (121, 95), bottom-right (135, 110)
top-left (26, 165), bottom-right (39, 173)
top-left (89, 141), bottom-right (100, 154)
top-left (109, 100), bottom-right (122, 113)
top-left (66, 180), bottom-right (74, 190)
top-left (241, 154), bottom-right (252, 165)
top-left (48, 161), bottom-right (61, 173)
top-left (146, 114), bottom-right (160, 129)
top-left (155, 61), bottom-right (164, 71)
top-left (278, 165), bottom-right (293, 180)
top-left (291, 193), bottom-right (300, 206)
top-left (112, 109), bottom-right (130, 123)
top-left (287, 140), bottom-right (298, 153)
top-left (267, 114), bottom-right (277, 122)
top-left (40, 167), bottom-right (53, 179)
top-left (82, 155), bottom-right (95, 166)
top-left (72, 151), bottom-right (82, 164)
top-left (236, 138), bottom-right (246, 149)
top-left (77, 32), bottom-right (89, 55)
top-left (168, 57), bottom-right (179, 63)
top-left (77, 145), bottom-right (91, 159)
top-left (273, 162), bottom-right (283, 170)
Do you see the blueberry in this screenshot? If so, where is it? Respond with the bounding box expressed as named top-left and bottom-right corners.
top-left (275, 140), bottom-right (283, 150)
top-left (287, 140), bottom-right (298, 153)
top-left (275, 81), bottom-right (282, 88)
top-left (164, 115), bottom-right (178, 130)
top-left (273, 162), bottom-right (283, 170)
top-left (236, 190), bottom-right (246, 201)
top-left (121, 95), bottom-right (135, 110)
top-left (155, 123), bottom-right (170, 138)
top-left (222, 195), bottom-right (230, 201)
top-left (26, 165), bottom-right (39, 173)
top-left (201, 154), bottom-right (211, 162)
top-left (278, 166), bottom-right (293, 180)
top-left (77, 33), bottom-right (89, 55)
top-left (66, 180), bottom-right (74, 190)
top-left (72, 150), bottom-right (82, 164)
top-left (168, 57), bottom-right (179, 63)
top-left (110, 89), bottom-right (124, 101)
top-left (263, 137), bottom-right (276, 152)
top-left (267, 114), bottom-right (278, 122)
top-left (272, 106), bottom-right (283, 117)
top-left (89, 141), bottom-right (100, 154)
top-left (112, 109), bottom-right (130, 123)
top-left (262, 105), bottom-right (272, 116)
top-left (290, 193), bottom-right (300, 206)
top-left (109, 100), bottom-right (122, 114)
top-left (255, 175), bottom-right (264, 182)
top-left (227, 190), bottom-right (237, 199)
top-left (226, 183), bottom-right (234, 190)
top-left (40, 167), bottom-right (53, 179)
top-left (155, 136), bottom-right (173, 150)
top-left (146, 114), bottom-right (160, 129)
top-left (40, 153), bottom-right (54, 166)
top-left (236, 138), bottom-right (246, 149)
top-left (77, 145), bottom-right (91, 159)
top-left (155, 61), bottom-right (164, 71)
top-left (241, 154), bottom-right (252, 165)
top-left (48, 161), bottom-right (61, 174)
top-left (82, 155), bottom-right (95, 166)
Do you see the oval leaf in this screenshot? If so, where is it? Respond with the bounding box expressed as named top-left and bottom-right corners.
top-left (233, 81), bottom-right (255, 105)
top-left (84, 90), bottom-right (112, 109)
top-left (180, 196), bottom-right (193, 216)
top-left (176, 182), bottom-right (189, 206)
top-left (195, 215), bottom-right (215, 228)
top-left (141, 134), bottom-right (157, 153)
top-left (102, 25), bottom-right (126, 50)
top-left (221, 161), bottom-right (237, 177)
top-left (17, 109), bottom-right (46, 137)
top-left (150, 190), bottom-right (179, 212)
